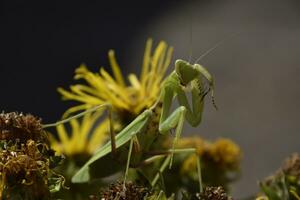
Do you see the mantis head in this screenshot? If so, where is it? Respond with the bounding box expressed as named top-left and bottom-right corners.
top-left (175, 59), bottom-right (200, 86)
top-left (175, 59), bottom-right (217, 110)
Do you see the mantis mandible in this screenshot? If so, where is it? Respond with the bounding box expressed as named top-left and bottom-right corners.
top-left (68, 57), bottom-right (217, 193)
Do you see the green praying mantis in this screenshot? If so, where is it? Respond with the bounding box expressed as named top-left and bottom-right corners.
top-left (63, 57), bottom-right (217, 193)
top-left (42, 37), bottom-right (227, 197)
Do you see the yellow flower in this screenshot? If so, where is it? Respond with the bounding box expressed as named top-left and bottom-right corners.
top-left (207, 138), bottom-right (242, 169)
top-left (49, 111), bottom-right (119, 156)
top-left (177, 136), bottom-right (206, 176)
top-left (180, 154), bottom-right (199, 176)
top-left (51, 39), bottom-right (173, 156)
top-left (58, 39), bottom-right (173, 117)
top-left (178, 136), bottom-right (242, 175)
top-left (175, 136), bottom-right (206, 156)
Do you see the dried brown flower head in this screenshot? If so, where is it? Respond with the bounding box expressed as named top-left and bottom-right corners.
top-left (90, 181), bottom-right (149, 200)
top-left (198, 186), bottom-right (233, 200)
top-left (0, 140), bottom-right (50, 199)
top-left (0, 112), bottom-right (64, 199)
top-left (4, 155), bottom-right (48, 184)
top-left (0, 112), bottom-right (47, 143)
top-left (258, 153), bottom-right (300, 200)
top-left (281, 153), bottom-right (300, 178)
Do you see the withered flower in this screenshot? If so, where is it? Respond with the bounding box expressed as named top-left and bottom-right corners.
top-left (0, 112), bottom-right (47, 143)
top-left (198, 186), bottom-right (233, 200)
top-left (89, 181), bottom-right (149, 200)
top-left (258, 153), bottom-right (300, 200)
top-left (0, 140), bottom-right (51, 199)
top-left (281, 153), bottom-right (300, 179)
top-left (0, 112), bottom-right (64, 199)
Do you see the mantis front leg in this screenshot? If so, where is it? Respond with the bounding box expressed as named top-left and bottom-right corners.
top-left (159, 105), bottom-right (186, 167)
top-left (176, 77), bottom-right (207, 127)
top-left (159, 81), bottom-right (205, 167)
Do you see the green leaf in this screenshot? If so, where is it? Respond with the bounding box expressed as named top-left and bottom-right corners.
top-left (260, 182), bottom-right (281, 200)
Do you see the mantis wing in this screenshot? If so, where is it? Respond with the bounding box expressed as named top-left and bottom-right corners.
top-left (72, 110), bottom-right (152, 183)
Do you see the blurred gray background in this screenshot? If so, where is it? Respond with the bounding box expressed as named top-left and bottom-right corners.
top-left (128, 0), bottom-right (300, 198)
top-left (2, 0), bottom-right (300, 198)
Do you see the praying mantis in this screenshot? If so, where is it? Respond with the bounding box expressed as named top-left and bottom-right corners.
top-left (66, 57), bottom-right (217, 194)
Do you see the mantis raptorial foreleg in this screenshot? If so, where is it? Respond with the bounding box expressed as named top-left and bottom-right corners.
top-left (159, 77), bottom-right (206, 168)
top-left (177, 78), bottom-right (206, 126)
top-left (159, 105), bottom-right (186, 167)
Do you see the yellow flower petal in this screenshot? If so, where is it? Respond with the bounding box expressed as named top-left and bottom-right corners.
top-left (140, 38), bottom-right (153, 84)
top-left (88, 118), bottom-right (110, 153)
top-left (56, 124), bottom-right (69, 147)
top-left (108, 50), bottom-right (125, 87)
top-left (128, 74), bottom-right (141, 91)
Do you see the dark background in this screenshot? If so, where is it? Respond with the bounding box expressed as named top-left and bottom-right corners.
top-left (2, 0), bottom-right (300, 198)
top-left (1, 0), bottom-right (175, 120)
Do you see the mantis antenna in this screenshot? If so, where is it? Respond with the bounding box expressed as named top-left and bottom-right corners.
top-left (192, 32), bottom-right (241, 110)
top-left (188, 13), bottom-right (193, 63)
top-left (194, 32), bottom-right (241, 64)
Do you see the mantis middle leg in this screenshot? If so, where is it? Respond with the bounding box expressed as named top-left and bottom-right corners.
top-left (148, 148), bottom-right (203, 194)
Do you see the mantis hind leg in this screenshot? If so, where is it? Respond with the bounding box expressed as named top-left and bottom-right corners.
top-left (123, 137), bottom-right (134, 188)
top-left (43, 103), bottom-right (117, 154)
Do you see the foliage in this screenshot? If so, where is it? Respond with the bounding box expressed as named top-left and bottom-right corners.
top-left (257, 153), bottom-right (300, 200)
